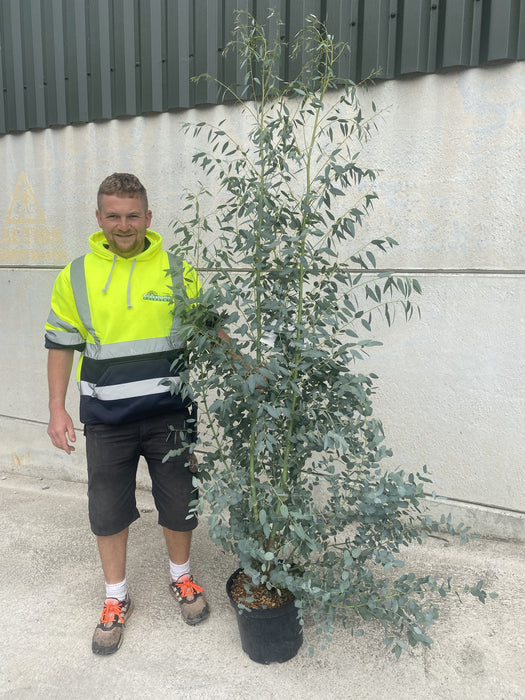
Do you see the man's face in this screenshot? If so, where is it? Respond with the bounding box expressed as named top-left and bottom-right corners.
top-left (96, 194), bottom-right (152, 258)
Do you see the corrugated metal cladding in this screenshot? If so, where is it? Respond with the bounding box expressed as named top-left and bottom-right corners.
top-left (0, 0), bottom-right (523, 135)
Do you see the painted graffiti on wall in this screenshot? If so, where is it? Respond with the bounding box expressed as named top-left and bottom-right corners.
top-left (1, 172), bottom-right (67, 264)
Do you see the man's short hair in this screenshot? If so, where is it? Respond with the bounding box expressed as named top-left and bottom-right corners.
top-left (97, 173), bottom-right (148, 211)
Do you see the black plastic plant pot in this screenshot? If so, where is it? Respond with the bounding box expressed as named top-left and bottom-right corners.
top-left (226, 569), bottom-right (303, 664)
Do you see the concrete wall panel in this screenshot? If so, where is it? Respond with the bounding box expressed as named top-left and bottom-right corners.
top-left (0, 269), bottom-right (78, 423)
top-left (358, 63), bottom-right (525, 270)
top-left (360, 273), bottom-right (525, 512)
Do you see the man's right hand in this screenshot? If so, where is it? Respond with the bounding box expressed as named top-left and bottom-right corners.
top-left (47, 408), bottom-right (76, 454)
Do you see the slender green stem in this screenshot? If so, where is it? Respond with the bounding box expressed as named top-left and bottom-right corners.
top-left (248, 30), bottom-right (271, 524)
top-left (281, 73), bottom-right (330, 489)
top-left (197, 363), bottom-right (233, 477)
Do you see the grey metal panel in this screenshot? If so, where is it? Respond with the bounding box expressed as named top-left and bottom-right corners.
top-left (39, 0), bottom-right (68, 128)
top-left (397, 0), bottom-right (432, 75)
top-left (426, 0), bottom-right (441, 72)
top-left (485, 0), bottom-right (521, 60)
top-left (4, 0), bottom-right (26, 131)
top-left (83, 0), bottom-right (113, 121)
top-left (150, 0), bottom-right (165, 111)
top-left (0, 43), bottom-right (4, 134)
top-left (63, 0), bottom-right (90, 124)
top-left (138, 0), bottom-right (165, 113)
top-left (193, 0), bottom-right (223, 106)
top-left (221, 0), bottom-right (253, 101)
top-left (227, 0), bottom-right (288, 98)
top-left (0, 0), bottom-right (524, 135)
top-left (246, 0), bottom-right (288, 96)
top-left (287, 0), bottom-right (323, 83)
top-left (22, 0), bottom-right (46, 128)
top-left (519, 0), bottom-right (525, 58)
top-left (166, 0), bottom-right (192, 109)
top-left (113, 0), bottom-right (139, 116)
top-left (324, 0), bottom-right (359, 83)
top-left (440, 0), bottom-right (476, 67)
top-left (0, 3), bottom-right (15, 132)
top-left (40, 0), bottom-right (58, 127)
top-left (51, 0), bottom-right (68, 125)
top-left (470, 0), bottom-right (484, 64)
top-left (359, 0), bottom-right (387, 80)
top-left (359, 0), bottom-right (410, 80)
top-left (97, 0), bottom-right (113, 119)
top-left (385, 0), bottom-right (400, 78)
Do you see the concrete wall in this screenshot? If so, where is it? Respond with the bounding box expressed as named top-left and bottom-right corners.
top-left (1, 61), bottom-right (523, 533)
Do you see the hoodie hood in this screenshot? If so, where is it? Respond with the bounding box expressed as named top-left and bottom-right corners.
top-left (89, 229), bottom-right (163, 260)
top-left (88, 230), bottom-right (164, 308)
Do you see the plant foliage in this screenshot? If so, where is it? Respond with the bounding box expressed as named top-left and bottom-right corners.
top-left (169, 12), bottom-right (491, 656)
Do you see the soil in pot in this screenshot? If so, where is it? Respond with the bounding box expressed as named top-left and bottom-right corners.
top-left (226, 569), bottom-right (303, 664)
top-left (229, 570), bottom-right (295, 609)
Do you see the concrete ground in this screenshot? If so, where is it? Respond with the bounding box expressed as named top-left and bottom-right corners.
top-left (0, 471), bottom-right (524, 700)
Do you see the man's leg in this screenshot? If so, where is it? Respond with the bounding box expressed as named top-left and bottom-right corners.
top-left (85, 422), bottom-right (139, 655)
top-left (142, 412), bottom-right (209, 625)
top-left (162, 527), bottom-right (191, 565)
top-left (97, 527), bottom-right (129, 583)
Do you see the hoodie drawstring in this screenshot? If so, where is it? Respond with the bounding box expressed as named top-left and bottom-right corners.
top-left (102, 255), bottom-right (117, 294)
top-left (101, 254), bottom-right (137, 309)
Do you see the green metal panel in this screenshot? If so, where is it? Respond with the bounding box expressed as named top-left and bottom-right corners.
top-left (0, 0), bottom-right (523, 135)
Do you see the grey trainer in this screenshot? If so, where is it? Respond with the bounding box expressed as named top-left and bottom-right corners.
top-left (92, 594), bottom-right (133, 655)
top-left (169, 574), bottom-right (210, 625)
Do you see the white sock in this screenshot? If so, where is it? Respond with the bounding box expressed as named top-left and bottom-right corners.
top-left (170, 559), bottom-right (190, 581)
top-left (105, 578), bottom-right (127, 601)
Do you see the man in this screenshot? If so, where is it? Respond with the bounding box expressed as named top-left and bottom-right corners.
top-left (45, 173), bottom-right (209, 655)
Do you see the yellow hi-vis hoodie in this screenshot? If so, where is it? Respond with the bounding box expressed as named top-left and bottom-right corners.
top-left (45, 230), bottom-right (200, 425)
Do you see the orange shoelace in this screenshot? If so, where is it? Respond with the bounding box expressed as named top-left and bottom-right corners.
top-left (100, 599), bottom-right (125, 624)
top-left (174, 575), bottom-right (204, 598)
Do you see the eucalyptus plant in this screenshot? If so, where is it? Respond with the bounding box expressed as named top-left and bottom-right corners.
top-left (169, 13), bottom-right (491, 657)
